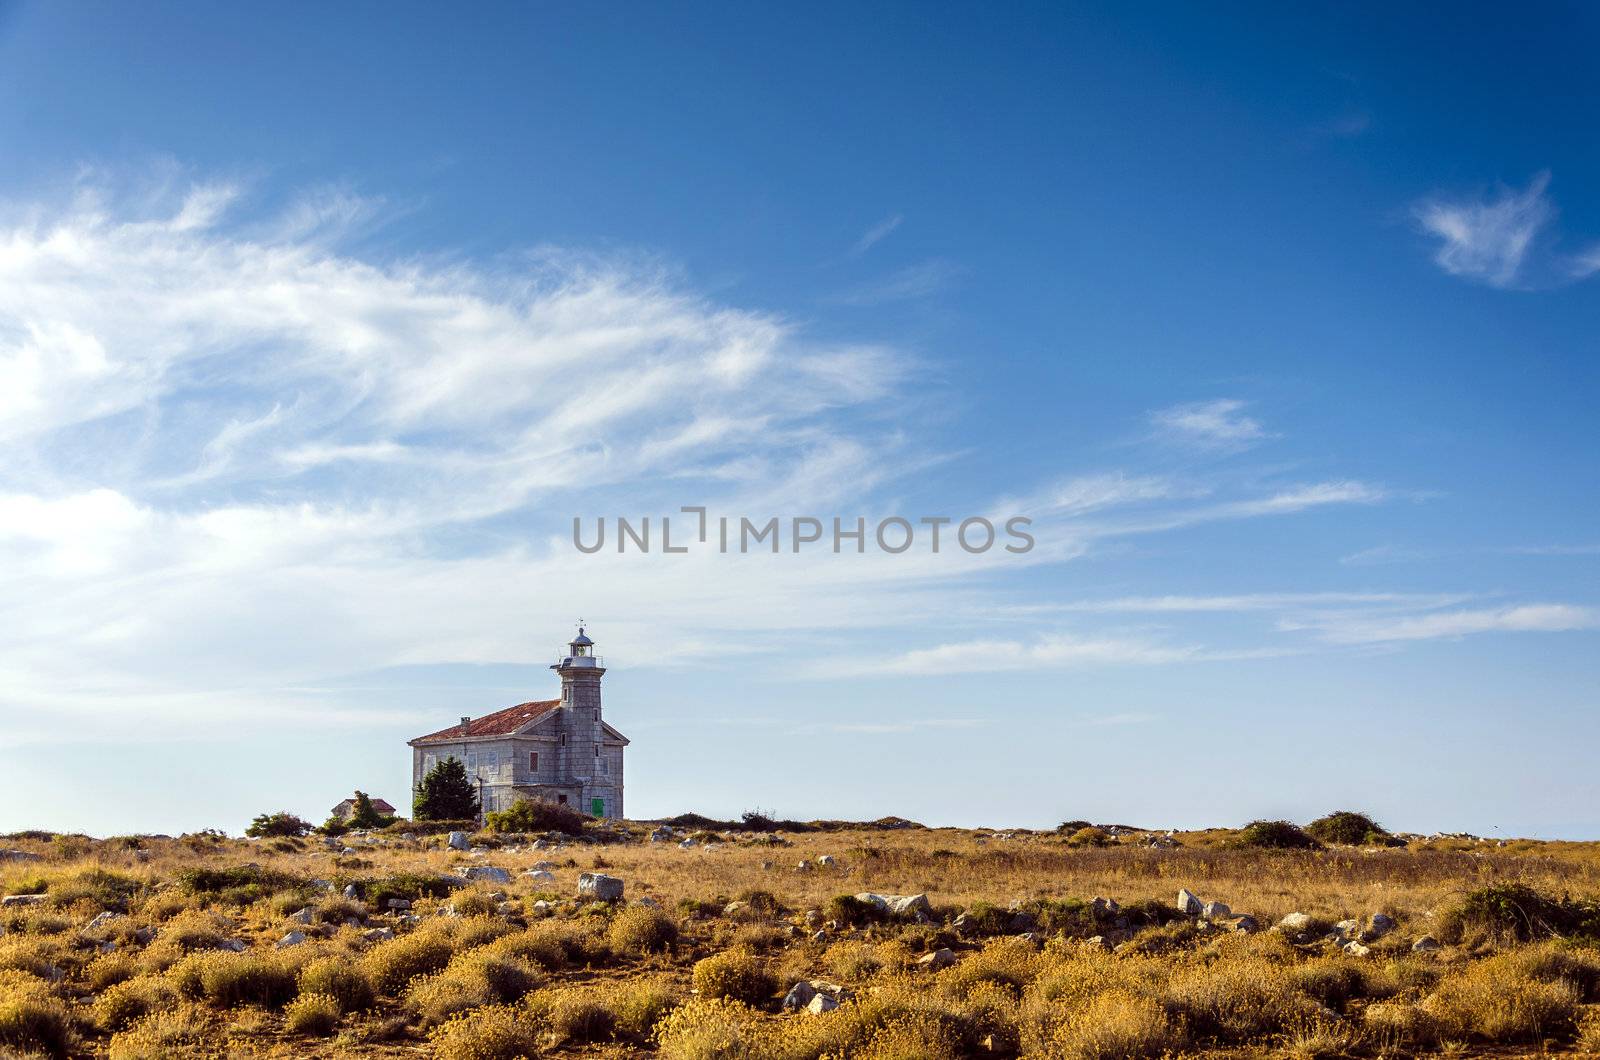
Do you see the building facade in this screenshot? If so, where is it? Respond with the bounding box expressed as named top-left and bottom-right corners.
top-left (407, 629), bottom-right (628, 819)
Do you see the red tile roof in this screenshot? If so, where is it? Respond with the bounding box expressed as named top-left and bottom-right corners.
top-left (412, 699), bottom-right (560, 743)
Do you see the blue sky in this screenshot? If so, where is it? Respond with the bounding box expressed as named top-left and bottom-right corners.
top-left (1, 2), bottom-right (1597, 837)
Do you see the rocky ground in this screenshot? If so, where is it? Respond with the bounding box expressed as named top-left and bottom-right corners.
top-left (2, 819), bottom-right (1599, 1057)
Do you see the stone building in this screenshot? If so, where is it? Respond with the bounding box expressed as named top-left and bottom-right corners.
top-left (407, 628), bottom-right (628, 819)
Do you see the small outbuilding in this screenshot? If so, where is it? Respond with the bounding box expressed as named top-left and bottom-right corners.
top-left (330, 793), bottom-right (396, 821)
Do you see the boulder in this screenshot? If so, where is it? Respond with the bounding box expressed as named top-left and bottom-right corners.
top-left (723, 901), bottom-right (749, 917)
top-left (1091, 896), bottom-right (1120, 917)
top-left (1202, 901), bottom-right (1231, 919)
top-left (277, 930), bottom-right (307, 948)
top-left (806, 994), bottom-right (840, 1015)
top-left (1009, 910), bottom-right (1039, 933)
top-left (1334, 919), bottom-right (1360, 939)
top-left (0, 851), bottom-right (43, 863)
top-left (343, 884), bottom-right (359, 899)
top-left (387, 898), bottom-right (412, 911)
top-left (531, 900), bottom-right (553, 917)
top-left (1176, 889), bottom-right (1203, 916)
top-left (363, 927), bottom-right (396, 942)
top-left (522, 870), bottom-right (555, 883)
top-left (817, 855), bottom-right (836, 868)
top-left (783, 981), bottom-right (817, 1009)
top-left (1365, 913), bottom-right (1397, 940)
top-left (811, 929), bottom-right (828, 943)
top-left (1412, 935), bottom-right (1441, 953)
top-left (447, 831), bottom-right (471, 851)
top-left (465, 866), bottom-right (512, 885)
top-left (679, 838), bottom-right (696, 849)
top-left (577, 872), bottom-right (624, 902)
top-left (86, 911), bottom-right (124, 931)
top-left (1342, 941), bottom-right (1371, 957)
top-left (1231, 915), bottom-right (1261, 933)
top-left (917, 947), bottom-right (957, 970)
top-left (222, 938), bottom-right (248, 952)
top-left (287, 907), bottom-right (314, 925)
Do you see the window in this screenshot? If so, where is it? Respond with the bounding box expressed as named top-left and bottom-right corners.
top-left (598, 757), bottom-right (609, 776)
top-left (560, 734), bottom-right (567, 746)
top-left (465, 750), bottom-right (477, 773)
top-left (423, 753), bottom-right (437, 774)
top-left (529, 751), bottom-right (539, 773)
top-left (482, 750), bottom-right (498, 776)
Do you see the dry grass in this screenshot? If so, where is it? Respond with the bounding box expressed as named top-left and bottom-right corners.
top-left (1, 821), bottom-right (1599, 1056)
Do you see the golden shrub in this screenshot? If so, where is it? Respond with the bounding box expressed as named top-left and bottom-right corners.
top-left (284, 991), bottom-right (341, 1036)
top-left (691, 949), bottom-right (776, 1004)
top-left (429, 1003), bottom-right (541, 1060)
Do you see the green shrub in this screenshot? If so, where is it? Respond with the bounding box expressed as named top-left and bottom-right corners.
top-left (1305, 810), bottom-right (1392, 846)
top-left (1066, 826), bottom-right (1113, 848)
top-left (691, 950), bottom-right (776, 1004)
top-left (1233, 820), bottom-right (1320, 850)
top-left (285, 991), bottom-right (341, 1036)
top-left (1438, 884), bottom-right (1600, 944)
top-left (485, 797), bottom-right (588, 835)
top-left (244, 811), bottom-right (314, 838)
top-left (825, 893), bottom-right (883, 928)
top-left (173, 951), bottom-right (299, 1008)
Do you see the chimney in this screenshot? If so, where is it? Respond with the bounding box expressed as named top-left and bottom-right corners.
top-left (460, 716), bottom-right (471, 734)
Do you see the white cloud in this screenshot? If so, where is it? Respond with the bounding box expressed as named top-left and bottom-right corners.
top-left (1151, 399), bottom-right (1268, 450)
top-left (1288, 603), bottom-right (1599, 644)
top-left (848, 633), bottom-right (1284, 676)
top-left (833, 259), bottom-right (959, 305)
top-left (850, 213), bottom-right (903, 255)
top-left (1414, 172), bottom-right (1551, 287)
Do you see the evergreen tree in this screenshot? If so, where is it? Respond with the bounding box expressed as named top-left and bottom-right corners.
top-left (347, 790), bottom-right (396, 830)
top-left (413, 757), bottom-right (480, 821)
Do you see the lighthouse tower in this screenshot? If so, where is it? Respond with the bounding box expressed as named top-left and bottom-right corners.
top-left (550, 627), bottom-right (621, 817)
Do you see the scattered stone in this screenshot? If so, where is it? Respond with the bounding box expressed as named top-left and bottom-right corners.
top-left (1231, 915), bottom-right (1261, 933)
top-left (633, 897), bottom-right (661, 908)
top-left (724, 901), bottom-right (749, 917)
top-left (1277, 912), bottom-right (1316, 934)
top-left (783, 981), bottom-right (817, 1009)
top-left (222, 938), bottom-right (248, 952)
top-left (531, 861), bottom-right (554, 871)
top-left (1412, 935), bottom-right (1441, 953)
top-left (952, 912), bottom-right (975, 936)
top-left (447, 831), bottom-right (471, 851)
top-left (277, 930), bottom-right (307, 948)
top-left (917, 947), bottom-right (957, 970)
top-left (1091, 896), bottom-right (1120, 917)
top-left (287, 907), bottom-right (314, 925)
top-left (1202, 901), bottom-right (1231, 919)
top-left (1010, 910), bottom-right (1039, 933)
top-left (854, 892), bottom-right (932, 919)
top-left (796, 859), bottom-right (811, 871)
top-left (1334, 918), bottom-right (1360, 939)
top-left (531, 900), bottom-right (553, 917)
top-left (1342, 940), bottom-right (1371, 957)
top-left (0, 894), bottom-right (45, 908)
top-left (531, 839), bottom-right (550, 850)
top-left (817, 855), bottom-right (836, 868)
top-left (1016, 931), bottom-right (1043, 944)
top-left (1365, 913), bottom-right (1397, 940)
top-left (0, 851), bottom-right (43, 863)
top-left (86, 911), bottom-right (124, 931)
top-left (577, 872), bottom-right (624, 902)
top-left (387, 898), bottom-right (412, 911)
top-left (363, 927), bottom-right (395, 942)
top-left (465, 866), bottom-right (512, 885)
top-left (343, 884), bottom-right (359, 899)
top-left (811, 929), bottom-right (828, 943)
top-left (806, 994), bottom-right (840, 1015)
top-left (523, 870), bottom-right (555, 883)
top-left (1176, 889), bottom-right (1203, 916)
top-left (804, 909), bottom-right (823, 927)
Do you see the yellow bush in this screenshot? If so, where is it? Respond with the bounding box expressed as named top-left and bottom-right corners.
top-left (1423, 954), bottom-right (1580, 1041)
top-left (610, 976), bottom-right (682, 1038)
top-left (526, 984), bottom-right (617, 1044)
top-left (297, 955), bottom-right (376, 1013)
top-left (429, 1003), bottom-right (541, 1060)
top-left (654, 997), bottom-right (775, 1060)
top-left (609, 904), bottom-right (679, 955)
top-left (0, 992), bottom-right (76, 1059)
top-left (360, 932), bottom-right (455, 994)
top-left (691, 949), bottom-right (776, 1004)
top-left (167, 949), bottom-right (299, 1008)
top-left (94, 975), bottom-right (178, 1031)
top-left (106, 1003), bottom-right (218, 1060)
top-left (284, 991), bottom-right (340, 1036)
top-left (1042, 990), bottom-right (1186, 1060)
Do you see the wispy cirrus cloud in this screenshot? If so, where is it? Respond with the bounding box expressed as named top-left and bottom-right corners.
top-left (1412, 171), bottom-right (1599, 289)
top-left (849, 213), bottom-right (903, 256)
top-left (1286, 603), bottom-right (1599, 644)
top-left (832, 258), bottom-right (960, 305)
top-left (1150, 399), bottom-right (1269, 450)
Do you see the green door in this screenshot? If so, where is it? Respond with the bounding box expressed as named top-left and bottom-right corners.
top-left (591, 797), bottom-right (605, 818)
